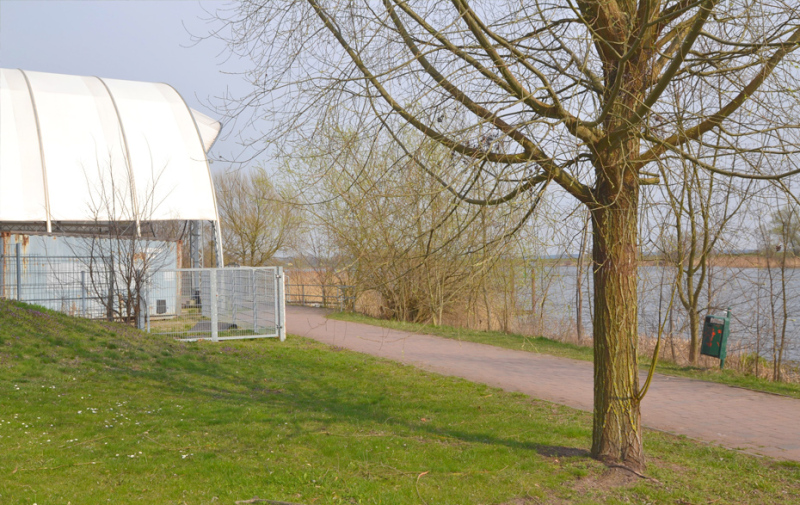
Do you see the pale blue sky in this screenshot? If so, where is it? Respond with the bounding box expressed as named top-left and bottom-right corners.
top-left (0, 0), bottom-right (254, 168)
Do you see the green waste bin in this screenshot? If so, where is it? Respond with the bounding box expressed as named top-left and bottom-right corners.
top-left (701, 308), bottom-right (731, 369)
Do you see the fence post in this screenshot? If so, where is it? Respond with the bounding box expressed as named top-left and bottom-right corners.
top-left (0, 252), bottom-right (4, 299)
top-left (81, 271), bottom-right (87, 317)
top-left (273, 268), bottom-right (280, 338)
top-left (146, 289), bottom-right (151, 334)
top-left (230, 271), bottom-right (237, 327)
top-left (142, 279), bottom-right (151, 333)
top-left (252, 269), bottom-right (258, 333)
top-left (277, 267), bottom-right (286, 341)
top-left (210, 268), bottom-right (219, 342)
top-left (137, 293), bottom-right (145, 330)
top-left (16, 242), bottom-right (22, 301)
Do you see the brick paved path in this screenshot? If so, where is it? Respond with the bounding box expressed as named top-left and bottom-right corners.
top-left (286, 306), bottom-right (800, 462)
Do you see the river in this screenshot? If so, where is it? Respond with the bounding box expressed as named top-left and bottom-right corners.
top-left (521, 265), bottom-right (800, 362)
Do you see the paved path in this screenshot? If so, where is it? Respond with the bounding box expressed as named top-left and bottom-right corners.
top-left (286, 306), bottom-right (800, 462)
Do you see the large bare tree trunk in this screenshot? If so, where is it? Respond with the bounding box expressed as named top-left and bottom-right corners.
top-left (590, 179), bottom-right (644, 471)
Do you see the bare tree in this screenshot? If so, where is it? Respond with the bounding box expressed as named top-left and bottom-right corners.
top-left (772, 202), bottom-right (800, 255)
top-left (654, 152), bottom-right (752, 364)
top-left (762, 195), bottom-right (798, 381)
top-left (575, 209), bottom-right (591, 343)
top-left (212, 1), bottom-right (800, 471)
top-left (215, 168), bottom-right (300, 266)
top-left (76, 159), bottom-right (175, 326)
top-left (292, 127), bottom-right (524, 325)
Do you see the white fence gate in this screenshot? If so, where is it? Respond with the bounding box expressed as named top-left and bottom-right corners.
top-left (146, 267), bottom-right (285, 342)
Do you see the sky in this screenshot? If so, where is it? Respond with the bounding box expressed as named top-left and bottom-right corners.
top-left (0, 0), bottom-right (256, 170)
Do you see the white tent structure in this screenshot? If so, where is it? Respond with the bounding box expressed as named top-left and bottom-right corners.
top-left (0, 68), bottom-right (223, 264)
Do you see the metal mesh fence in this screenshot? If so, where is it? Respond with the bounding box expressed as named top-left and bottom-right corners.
top-left (0, 253), bottom-right (112, 318)
top-left (1, 253), bottom-right (285, 342)
top-left (285, 279), bottom-right (356, 310)
top-left (146, 267), bottom-right (285, 341)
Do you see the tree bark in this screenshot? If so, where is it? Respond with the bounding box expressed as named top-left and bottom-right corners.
top-left (590, 179), bottom-right (645, 472)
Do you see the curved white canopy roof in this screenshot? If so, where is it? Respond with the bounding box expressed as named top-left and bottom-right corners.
top-left (0, 68), bottom-right (222, 232)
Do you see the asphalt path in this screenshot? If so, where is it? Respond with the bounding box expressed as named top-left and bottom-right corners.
top-left (286, 305), bottom-right (800, 462)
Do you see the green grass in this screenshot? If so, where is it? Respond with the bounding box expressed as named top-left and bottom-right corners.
top-left (644, 360), bottom-right (800, 397)
top-left (0, 300), bottom-right (798, 504)
top-left (328, 311), bottom-right (800, 399)
top-left (330, 311), bottom-right (595, 360)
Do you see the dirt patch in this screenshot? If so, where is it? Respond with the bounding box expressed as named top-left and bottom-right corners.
top-left (498, 468), bottom-right (644, 505)
top-left (573, 467), bottom-right (642, 494)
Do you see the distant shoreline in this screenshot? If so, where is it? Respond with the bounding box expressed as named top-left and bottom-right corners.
top-left (541, 255), bottom-right (800, 269)
top-left (639, 255), bottom-right (800, 269)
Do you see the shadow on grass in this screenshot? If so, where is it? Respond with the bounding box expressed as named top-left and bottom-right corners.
top-left (535, 445), bottom-right (591, 458)
top-left (89, 338), bottom-right (593, 462)
top-left (0, 300), bottom-right (592, 464)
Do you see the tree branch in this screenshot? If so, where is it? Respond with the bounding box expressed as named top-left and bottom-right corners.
top-left (635, 24), bottom-right (800, 170)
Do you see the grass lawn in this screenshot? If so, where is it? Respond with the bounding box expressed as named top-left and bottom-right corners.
top-left (328, 311), bottom-right (800, 399)
top-left (0, 300), bottom-right (798, 504)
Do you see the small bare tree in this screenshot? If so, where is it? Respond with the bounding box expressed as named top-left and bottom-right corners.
top-left (77, 159), bottom-right (175, 326)
top-left (764, 198), bottom-right (799, 381)
top-left (772, 203), bottom-right (800, 256)
top-left (215, 168), bottom-right (300, 266)
top-left (655, 153), bottom-right (752, 364)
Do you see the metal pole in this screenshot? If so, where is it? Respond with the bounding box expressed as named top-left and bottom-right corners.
top-left (212, 220), bottom-right (224, 268)
top-left (16, 242), bottom-right (22, 301)
top-left (81, 271), bottom-right (86, 317)
top-left (190, 220), bottom-right (201, 306)
top-left (190, 220), bottom-right (201, 269)
top-left (277, 267), bottom-right (286, 341)
top-left (273, 267), bottom-right (279, 337)
top-left (252, 269), bottom-right (258, 333)
top-left (229, 269), bottom-right (236, 328)
top-left (146, 290), bottom-right (151, 333)
top-left (720, 307), bottom-right (732, 370)
top-left (137, 293), bottom-right (144, 330)
top-left (210, 268), bottom-right (219, 342)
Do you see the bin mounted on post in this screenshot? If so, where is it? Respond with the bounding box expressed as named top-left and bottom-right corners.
top-left (701, 307), bottom-right (731, 369)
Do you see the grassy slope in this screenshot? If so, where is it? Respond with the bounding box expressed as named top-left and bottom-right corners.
top-left (0, 300), bottom-right (798, 504)
top-left (328, 312), bottom-right (800, 399)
